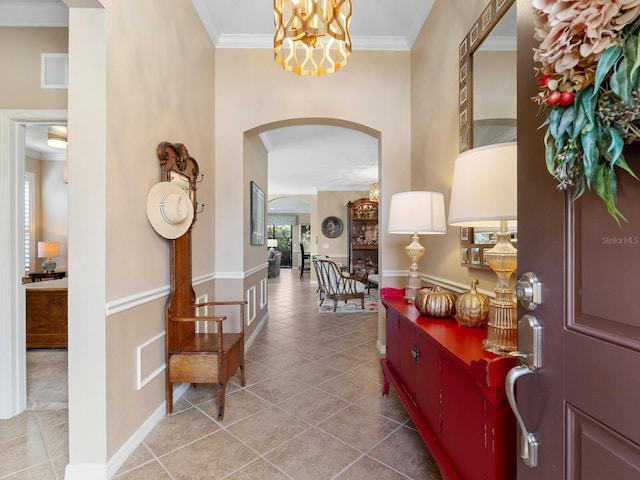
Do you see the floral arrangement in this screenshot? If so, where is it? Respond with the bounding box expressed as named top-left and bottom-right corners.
top-left (533, 0), bottom-right (640, 223)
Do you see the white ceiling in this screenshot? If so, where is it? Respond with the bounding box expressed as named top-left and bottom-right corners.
top-left (6, 0), bottom-right (437, 210)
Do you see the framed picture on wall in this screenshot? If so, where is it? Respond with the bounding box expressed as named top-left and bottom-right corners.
top-left (322, 216), bottom-right (343, 238)
top-left (250, 181), bottom-right (265, 245)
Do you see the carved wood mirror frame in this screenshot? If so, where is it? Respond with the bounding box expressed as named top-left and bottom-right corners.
top-left (457, 0), bottom-right (517, 269)
top-left (458, 0), bottom-right (516, 153)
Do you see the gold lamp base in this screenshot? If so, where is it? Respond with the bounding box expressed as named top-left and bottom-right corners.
top-left (482, 226), bottom-right (518, 355)
top-left (403, 233), bottom-right (424, 303)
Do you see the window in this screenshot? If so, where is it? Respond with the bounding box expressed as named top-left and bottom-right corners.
top-left (24, 172), bottom-right (35, 274)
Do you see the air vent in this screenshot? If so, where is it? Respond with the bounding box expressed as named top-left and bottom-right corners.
top-left (41, 53), bottom-right (68, 89)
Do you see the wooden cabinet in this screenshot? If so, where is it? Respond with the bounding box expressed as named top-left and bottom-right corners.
top-left (26, 287), bottom-right (68, 348)
top-left (381, 290), bottom-right (516, 480)
top-left (346, 198), bottom-right (378, 281)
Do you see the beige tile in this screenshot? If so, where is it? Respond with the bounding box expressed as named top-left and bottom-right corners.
top-left (3, 461), bottom-right (56, 480)
top-left (160, 430), bottom-right (257, 479)
top-left (317, 372), bottom-right (382, 403)
top-left (114, 460), bottom-right (172, 479)
top-left (34, 409), bottom-right (68, 431)
top-left (278, 387), bottom-right (350, 424)
top-left (230, 362), bottom-right (278, 386)
top-left (224, 458), bottom-right (290, 480)
top-left (266, 427), bottom-right (361, 480)
top-left (226, 406), bottom-right (310, 455)
top-left (343, 343), bottom-right (385, 361)
top-left (39, 421), bottom-right (68, 458)
top-left (318, 405), bottom-right (399, 452)
top-left (287, 362), bottom-right (342, 386)
top-left (355, 388), bottom-right (410, 424)
top-left (316, 351), bottom-right (368, 372)
top-left (334, 455), bottom-right (408, 480)
top-left (144, 407), bottom-right (219, 457)
top-left (348, 360), bottom-right (385, 384)
top-left (368, 426), bottom-right (443, 480)
top-left (50, 453), bottom-right (68, 479)
top-left (0, 432), bottom-right (49, 478)
top-left (0, 411), bottom-right (40, 443)
top-left (246, 375), bottom-right (310, 404)
top-left (197, 389), bottom-right (271, 425)
top-left (257, 351), bottom-right (310, 370)
top-left (115, 443), bottom-right (155, 475)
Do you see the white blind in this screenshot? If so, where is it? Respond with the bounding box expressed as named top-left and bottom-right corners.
top-left (24, 173), bottom-right (34, 274)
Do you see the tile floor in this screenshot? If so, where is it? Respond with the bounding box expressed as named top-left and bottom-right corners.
top-left (1, 269), bottom-right (442, 479)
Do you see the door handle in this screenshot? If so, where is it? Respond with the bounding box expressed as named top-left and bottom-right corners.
top-left (506, 313), bottom-right (542, 468)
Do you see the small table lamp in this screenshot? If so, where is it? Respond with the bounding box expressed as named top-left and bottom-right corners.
top-left (448, 142), bottom-right (517, 355)
top-left (388, 191), bottom-right (447, 302)
top-left (267, 239), bottom-right (279, 250)
top-left (38, 241), bottom-right (60, 273)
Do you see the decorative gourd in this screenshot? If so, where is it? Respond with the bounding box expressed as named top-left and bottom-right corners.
top-left (456, 279), bottom-right (490, 327)
top-left (414, 286), bottom-right (457, 318)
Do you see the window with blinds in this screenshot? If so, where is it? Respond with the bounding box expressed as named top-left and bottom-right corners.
top-left (24, 172), bottom-right (34, 274)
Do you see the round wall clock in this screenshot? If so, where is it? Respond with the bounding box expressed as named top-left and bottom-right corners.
top-left (322, 216), bottom-right (343, 238)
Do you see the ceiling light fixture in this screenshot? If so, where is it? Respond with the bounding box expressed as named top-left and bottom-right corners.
top-left (47, 126), bottom-right (68, 149)
top-left (274, 0), bottom-right (352, 76)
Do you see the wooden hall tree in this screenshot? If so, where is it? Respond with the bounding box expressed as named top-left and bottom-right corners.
top-left (155, 142), bottom-right (246, 419)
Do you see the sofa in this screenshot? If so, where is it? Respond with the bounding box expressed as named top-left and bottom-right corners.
top-left (268, 250), bottom-right (281, 277)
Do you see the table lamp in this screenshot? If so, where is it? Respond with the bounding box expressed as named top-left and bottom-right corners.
top-left (38, 241), bottom-right (60, 273)
top-left (388, 191), bottom-right (447, 302)
top-left (448, 142), bottom-right (517, 354)
top-left (267, 239), bottom-right (279, 250)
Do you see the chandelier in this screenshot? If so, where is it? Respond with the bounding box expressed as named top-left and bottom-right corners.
top-left (274, 0), bottom-right (352, 76)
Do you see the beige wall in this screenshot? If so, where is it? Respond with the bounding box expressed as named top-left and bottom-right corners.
top-left (64, 0), bottom-right (216, 466)
top-left (40, 160), bottom-right (68, 272)
top-left (102, 0), bottom-right (215, 457)
top-left (410, 0), bottom-right (498, 294)
top-left (0, 27), bottom-right (68, 109)
top-left (214, 49), bottom-right (412, 292)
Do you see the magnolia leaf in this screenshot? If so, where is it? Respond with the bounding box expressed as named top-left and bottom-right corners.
top-left (607, 128), bottom-right (624, 167)
top-left (594, 164), bottom-right (627, 225)
top-left (615, 154), bottom-right (639, 180)
top-left (548, 107), bottom-right (564, 139)
top-left (544, 129), bottom-right (556, 175)
top-left (559, 105), bottom-right (576, 137)
top-left (628, 35), bottom-right (640, 84)
top-left (633, 32), bottom-right (640, 83)
top-left (592, 45), bottom-right (622, 98)
top-left (580, 86), bottom-right (595, 124)
top-left (581, 126), bottom-right (598, 186)
top-left (572, 101), bottom-right (588, 140)
top-left (611, 57), bottom-right (633, 105)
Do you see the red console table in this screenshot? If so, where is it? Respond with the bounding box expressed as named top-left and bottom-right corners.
top-left (381, 290), bottom-right (516, 480)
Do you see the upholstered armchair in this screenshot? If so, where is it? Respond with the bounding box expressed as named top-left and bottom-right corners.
top-left (312, 256), bottom-right (366, 311)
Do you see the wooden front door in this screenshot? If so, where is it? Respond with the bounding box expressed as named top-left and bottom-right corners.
top-left (516, 1), bottom-right (640, 477)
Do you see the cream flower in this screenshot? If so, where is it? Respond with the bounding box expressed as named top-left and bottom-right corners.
top-left (534, 0), bottom-right (640, 87)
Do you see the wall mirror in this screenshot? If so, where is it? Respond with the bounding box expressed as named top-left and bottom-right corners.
top-left (459, 0), bottom-right (516, 152)
top-left (457, 0), bottom-right (517, 269)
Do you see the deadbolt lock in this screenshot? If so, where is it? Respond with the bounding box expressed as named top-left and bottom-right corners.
top-left (515, 272), bottom-right (542, 311)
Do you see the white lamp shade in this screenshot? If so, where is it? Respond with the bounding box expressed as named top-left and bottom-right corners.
top-left (388, 191), bottom-right (447, 234)
top-left (448, 142), bottom-right (517, 227)
top-left (38, 241), bottom-right (60, 258)
top-left (267, 239), bottom-right (279, 248)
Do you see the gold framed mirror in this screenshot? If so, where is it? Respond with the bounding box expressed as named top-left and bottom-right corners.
top-left (459, 0), bottom-right (516, 152)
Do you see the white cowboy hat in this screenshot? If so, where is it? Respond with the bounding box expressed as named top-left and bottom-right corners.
top-left (146, 182), bottom-right (194, 239)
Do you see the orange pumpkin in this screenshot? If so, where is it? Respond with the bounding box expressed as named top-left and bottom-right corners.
top-left (455, 279), bottom-right (490, 327)
top-left (414, 286), bottom-right (457, 318)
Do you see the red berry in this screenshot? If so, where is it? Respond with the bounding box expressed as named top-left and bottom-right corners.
top-left (559, 91), bottom-right (575, 106)
top-left (539, 75), bottom-right (553, 87)
top-left (545, 91), bottom-right (561, 106)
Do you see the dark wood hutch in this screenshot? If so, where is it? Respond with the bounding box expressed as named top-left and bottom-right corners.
top-left (347, 198), bottom-right (378, 282)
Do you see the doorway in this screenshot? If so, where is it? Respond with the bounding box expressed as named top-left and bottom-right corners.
top-left (0, 109), bottom-right (67, 418)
